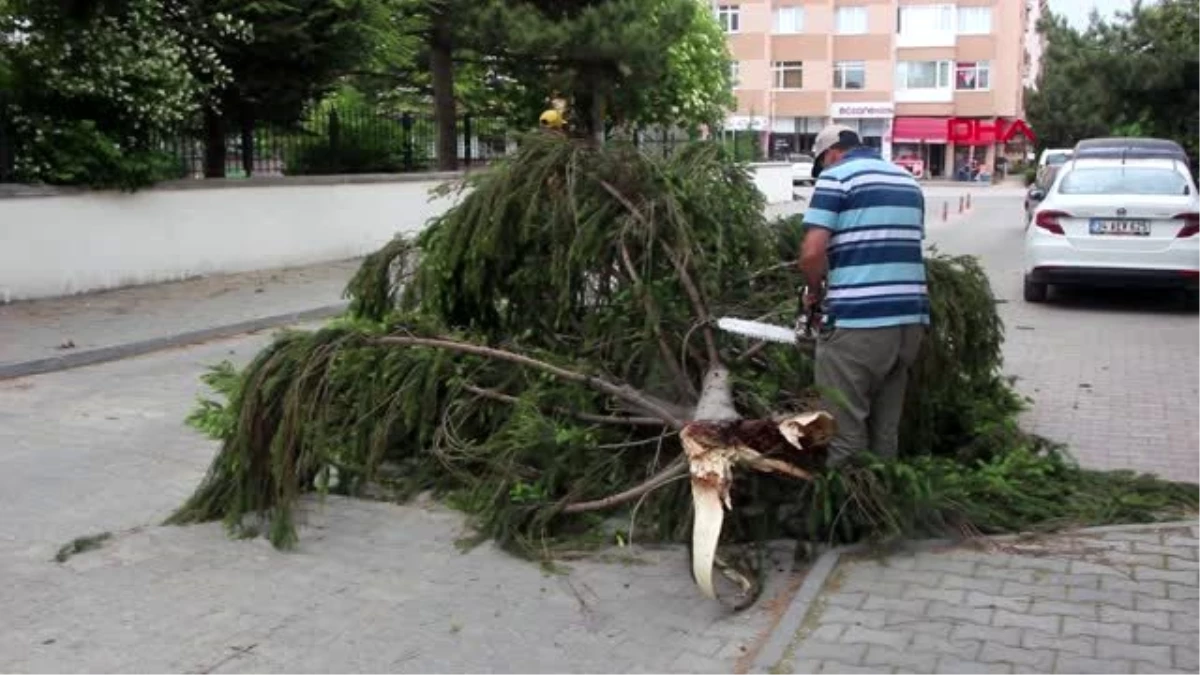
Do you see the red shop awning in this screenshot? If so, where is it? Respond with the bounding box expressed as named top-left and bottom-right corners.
top-left (892, 117), bottom-right (949, 143)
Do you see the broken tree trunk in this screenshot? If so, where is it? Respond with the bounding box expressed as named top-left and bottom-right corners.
top-left (683, 362), bottom-right (835, 600)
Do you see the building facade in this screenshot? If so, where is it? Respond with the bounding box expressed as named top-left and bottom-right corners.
top-left (717, 0), bottom-right (1032, 178)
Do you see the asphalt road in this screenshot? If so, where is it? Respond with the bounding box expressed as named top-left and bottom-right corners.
top-left (926, 194), bottom-right (1198, 479)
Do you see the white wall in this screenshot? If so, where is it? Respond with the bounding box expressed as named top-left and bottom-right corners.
top-left (0, 176), bottom-right (461, 302)
top-left (1, 166), bottom-right (794, 302)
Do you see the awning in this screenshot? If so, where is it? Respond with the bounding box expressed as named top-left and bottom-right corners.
top-left (892, 117), bottom-right (949, 143)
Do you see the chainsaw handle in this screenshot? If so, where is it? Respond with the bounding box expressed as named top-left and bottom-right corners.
top-left (796, 282), bottom-right (827, 337)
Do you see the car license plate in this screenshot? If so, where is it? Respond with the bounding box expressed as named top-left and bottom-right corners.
top-left (1089, 219), bottom-right (1150, 236)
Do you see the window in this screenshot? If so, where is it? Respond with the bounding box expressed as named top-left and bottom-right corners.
top-left (773, 6), bottom-right (804, 33)
top-left (896, 60), bottom-right (952, 89)
top-left (833, 61), bottom-right (866, 90)
top-left (772, 61), bottom-right (804, 90)
top-left (716, 5), bottom-right (740, 33)
top-left (957, 6), bottom-right (992, 34)
top-left (897, 4), bottom-right (954, 34)
top-left (955, 61), bottom-right (990, 90)
top-left (835, 6), bottom-right (868, 34)
top-left (1059, 167), bottom-right (1191, 196)
top-left (1044, 152), bottom-right (1072, 166)
top-left (729, 61), bottom-right (741, 88)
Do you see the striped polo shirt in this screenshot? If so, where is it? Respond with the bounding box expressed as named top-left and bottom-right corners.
top-left (803, 147), bottom-right (930, 329)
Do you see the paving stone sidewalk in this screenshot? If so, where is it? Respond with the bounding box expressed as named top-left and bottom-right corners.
top-left (763, 522), bottom-right (1200, 674)
top-left (0, 332), bottom-right (803, 674)
top-left (0, 258), bottom-right (359, 372)
top-left (0, 497), bottom-right (803, 674)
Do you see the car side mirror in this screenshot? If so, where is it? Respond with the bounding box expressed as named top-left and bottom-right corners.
top-left (1028, 188), bottom-right (1046, 201)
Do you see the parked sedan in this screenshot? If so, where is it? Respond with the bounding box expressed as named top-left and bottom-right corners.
top-left (1024, 164), bottom-right (1063, 226)
top-left (1023, 156), bottom-right (1199, 303)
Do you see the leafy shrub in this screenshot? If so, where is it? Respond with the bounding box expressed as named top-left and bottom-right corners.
top-left (11, 117), bottom-right (186, 190)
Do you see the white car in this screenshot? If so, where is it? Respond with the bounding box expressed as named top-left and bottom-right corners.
top-left (789, 154), bottom-right (815, 186)
top-left (1038, 148), bottom-right (1073, 169)
top-left (1023, 155), bottom-right (1199, 303)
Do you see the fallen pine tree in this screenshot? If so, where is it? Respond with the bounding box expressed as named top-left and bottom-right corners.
top-left (170, 133), bottom-right (1197, 606)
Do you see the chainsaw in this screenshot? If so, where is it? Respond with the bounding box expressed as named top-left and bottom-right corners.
top-left (715, 283), bottom-right (826, 349)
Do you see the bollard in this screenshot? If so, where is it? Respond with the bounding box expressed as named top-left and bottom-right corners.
top-left (959, 195), bottom-right (965, 213)
top-left (942, 201), bottom-right (948, 222)
top-left (966, 193), bottom-right (972, 210)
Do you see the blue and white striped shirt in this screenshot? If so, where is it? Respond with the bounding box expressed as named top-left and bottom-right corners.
top-left (803, 147), bottom-right (930, 329)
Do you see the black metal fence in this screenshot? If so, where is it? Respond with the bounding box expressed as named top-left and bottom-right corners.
top-left (0, 96), bottom-right (768, 185)
top-left (158, 109), bottom-right (514, 180)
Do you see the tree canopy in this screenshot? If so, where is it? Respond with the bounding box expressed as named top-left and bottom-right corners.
top-left (1026, 0), bottom-right (1199, 166)
top-left (0, 0), bottom-right (735, 185)
top-left (0, 0), bottom-right (247, 187)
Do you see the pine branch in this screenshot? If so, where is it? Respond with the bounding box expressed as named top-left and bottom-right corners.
top-left (461, 384), bottom-right (666, 427)
top-left (376, 335), bottom-right (686, 429)
top-left (600, 179), bottom-right (721, 366)
top-left (617, 235), bottom-right (699, 402)
top-left (561, 458), bottom-right (687, 513)
top-left (661, 244), bottom-right (721, 368)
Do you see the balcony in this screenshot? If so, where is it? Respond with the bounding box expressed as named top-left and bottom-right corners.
top-left (895, 88), bottom-right (954, 104)
top-left (897, 31), bottom-right (956, 48)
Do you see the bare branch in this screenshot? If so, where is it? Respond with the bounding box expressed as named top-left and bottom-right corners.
top-left (561, 458), bottom-right (687, 513)
top-left (660, 244), bottom-right (721, 367)
top-left (377, 335), bottom-right (686, 430)
top-left (618, 235), bottom-right (699, 402)
top-left (461, 384), bottom-right (666, 428)
top-left (598, 179), bottom-right (721, 366)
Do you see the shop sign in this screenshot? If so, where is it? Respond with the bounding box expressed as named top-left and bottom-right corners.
top-left (830, 102), bottom-right (895, 119)
top-left (947, 118), bottom-right (1037, 145)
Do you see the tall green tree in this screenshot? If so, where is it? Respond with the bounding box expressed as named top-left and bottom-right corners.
top-left (473, 0), bottom-right (733, 139)
top-left (347, 0), bottom-right (734, 168)
top-left (0, 0), bottom-right (245, 187)
top-left (195, 0), bottom-right (387, 177)
top-left (1027, 0), bottom-right (1199, 166)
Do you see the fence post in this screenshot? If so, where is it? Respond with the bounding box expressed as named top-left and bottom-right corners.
top-left (329, 108), bottom-right (341, 149)
top-left (401, 112), bottom-right (414, 172)
top-left (240, 117), bottom-right (255, 178)
top-left (0, 90), bottom-right (12, 183)
top-left (463, 114), bottom-right (473, 169)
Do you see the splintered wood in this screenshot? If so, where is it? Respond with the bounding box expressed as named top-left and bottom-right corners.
top-left (683, 411), bottom-right (835, 600)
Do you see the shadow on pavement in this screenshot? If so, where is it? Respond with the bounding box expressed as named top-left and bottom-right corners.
top-left (1041, 286), bottom-right (1198, 315)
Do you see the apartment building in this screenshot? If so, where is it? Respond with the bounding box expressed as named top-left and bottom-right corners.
top-left (717, 0), bottom-right (1031, 178)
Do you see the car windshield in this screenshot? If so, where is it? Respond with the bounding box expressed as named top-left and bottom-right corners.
top-left (1058, 166), bottom-right (1191, 195)
top-left (1045, 153), bottom-right (1071, 166)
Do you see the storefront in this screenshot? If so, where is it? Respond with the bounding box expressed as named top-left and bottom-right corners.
top-left (830, 102), bottom-right (894, 162)
top-left (892, 117), bottom-right (950, 178)
top-left (947, 117), bottom-right (1037, 180)
top-left (766, 117), bottom-right (825, 160)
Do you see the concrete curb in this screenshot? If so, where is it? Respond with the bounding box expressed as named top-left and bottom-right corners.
top-left (749, 547), bottom-right (845, 674)
top-left (748, 518), bottom-right (1199, 673)
top-left (0, 303), bottom-right (347, 380)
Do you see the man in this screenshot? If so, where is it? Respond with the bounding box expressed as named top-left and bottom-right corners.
top-left (798, 124), bottom-right (929, 466)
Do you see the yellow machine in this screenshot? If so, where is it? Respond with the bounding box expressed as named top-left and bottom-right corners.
top-left (539, 97), bottom-right (569, 131)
